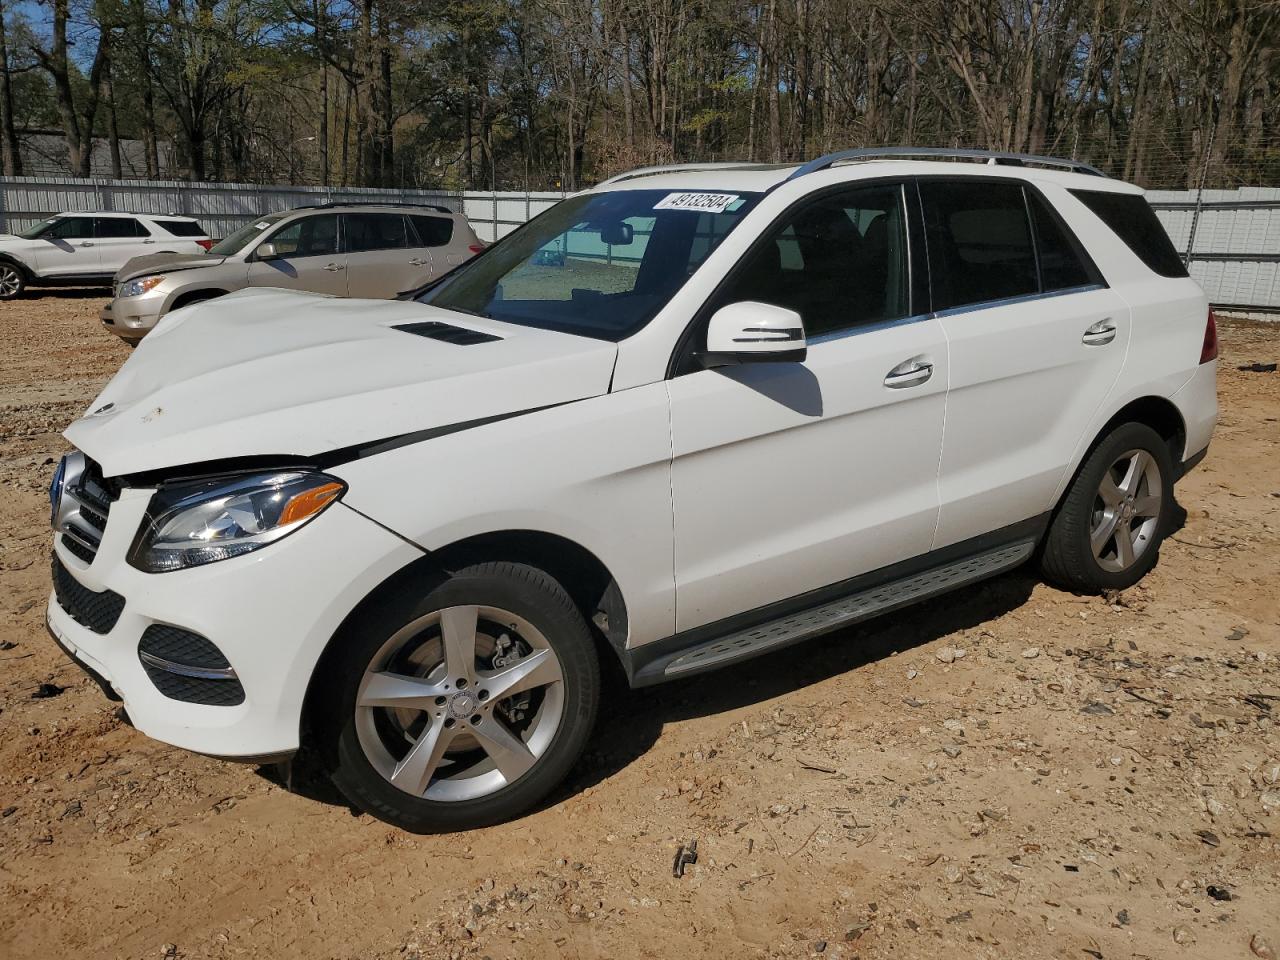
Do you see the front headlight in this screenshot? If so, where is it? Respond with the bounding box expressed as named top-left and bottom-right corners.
top-left (119, 275), bottom-right (165, 298)
top-left (128, 471), bottom-right (346, 573)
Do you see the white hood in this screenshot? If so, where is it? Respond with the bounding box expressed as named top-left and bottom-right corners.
top-left (66, 289), bottom-right (619, 477)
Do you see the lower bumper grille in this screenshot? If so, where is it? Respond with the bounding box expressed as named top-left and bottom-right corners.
top-left (51, 554), bottom-right (125, 634)
top-left (138, 625), bottom-right (245, 706)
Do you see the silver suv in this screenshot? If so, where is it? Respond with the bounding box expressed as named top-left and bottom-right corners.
top-left (101, 202), bottom-right (483, 343)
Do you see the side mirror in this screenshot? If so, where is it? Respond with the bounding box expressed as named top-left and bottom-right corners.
top-left (255, 242), bottom-right (280, 261)
top-left (599, 222), bottom-right (634, 246)
top-left (697, 301), bottom-right (807, 368)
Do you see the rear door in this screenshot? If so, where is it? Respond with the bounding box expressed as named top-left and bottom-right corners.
top-left (94, 217), bottom-right (156, 273)
top-left (342, 212), bottom-right (420, 297)
top-left (29, 216), bottom-right (100, 277)
top-left (408, 213), bottom-right (459, 282)
top-left (246, 213), bottom-right (347, 295)
top-left (668, 180), bottom-right (949, 631)
top-left (921, 177), bottom-right (1132, 548)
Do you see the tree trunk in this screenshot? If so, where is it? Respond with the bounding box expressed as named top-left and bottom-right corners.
top-left (0, 0), bottom-right (22, 176)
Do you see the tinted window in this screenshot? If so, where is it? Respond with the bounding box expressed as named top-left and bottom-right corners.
top-left (422, 189), bottom-right (761, 341)
top-left (1070, 189), bottom-right (1187, 278)
top-left (40, 216), bottom-right (95, 240)
top-left (1027, 190), bottom-right (1100, 291)
top-left (713, 183), bottom-right (910, 337)
top-left (155, 219), bottom-right (207, 238)
top-left (95, 217), bottom-right (149, 238)
top-left (344, 213), bottom-right (409, 253)
top-left (410, 215), bottom-right (454, 247)
top-left (266, 214), bottom-right (339, 257)
top-left (920, 181), bottom-right (1038, 311)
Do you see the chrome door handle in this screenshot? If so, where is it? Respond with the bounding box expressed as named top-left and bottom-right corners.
top-left (323, 262), bottom-right (345, 272)
top-left (1083, 319), bottom-right (1117, 346)
top-left (142, 239), bottom-right (156, 244)
top-left (79, 241), bottom-right (94, 247)
top-left (884, 358), bottom-right (934, 389)
top-left (408, 257), bottom-right (428, 267)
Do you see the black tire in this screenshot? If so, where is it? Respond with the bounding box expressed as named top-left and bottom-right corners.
top-left (325, 562), bottom-right (599, 832)
top-left (0, 261), bottom-right (26, 300)
top-left (1039, 421), bottom-right (1174, 592)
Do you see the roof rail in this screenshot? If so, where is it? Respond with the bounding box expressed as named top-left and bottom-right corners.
top-left (598, 162), bottom-right (772, 187)
top-left (787, 147), bottom-right (1108, 181)
top-left (290, 200), bottom-right (455, 214)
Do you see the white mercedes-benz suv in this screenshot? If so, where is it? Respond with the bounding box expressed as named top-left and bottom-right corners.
top-left (46, 149), bottom-right (1217, 831)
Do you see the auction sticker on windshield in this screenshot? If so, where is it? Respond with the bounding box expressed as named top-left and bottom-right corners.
top-left (654, 193), bottom-right (741, 214)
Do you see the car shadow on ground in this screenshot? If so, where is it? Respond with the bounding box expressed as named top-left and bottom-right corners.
top-left (264, 499), bottom-right (1190, 823)
top-left (19, 287), bottom-right (110, 300)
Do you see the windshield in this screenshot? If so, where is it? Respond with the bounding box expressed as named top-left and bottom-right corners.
top-left (210, 213), bottom-right (287, 256)
top-left (18, 217), bottom-right (59, 239)
top-left (420, 189), bottom-right (762, 340)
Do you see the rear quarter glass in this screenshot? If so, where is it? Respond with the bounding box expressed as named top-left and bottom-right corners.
top-left (154, 219), bottom-right (209, 238)
top-left (1068, 189), bottom-right (1188, 278)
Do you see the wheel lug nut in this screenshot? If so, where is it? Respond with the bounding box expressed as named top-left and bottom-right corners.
top-left (444, 718), bottom-right (455, 728)
top-left (478, 690), bottom-right (489, 701)
top-left (435, 696), bottom-right (446, 706)
top-left (457, 678), bottom-right (469, 689)
top-left (471, 714), bottom-right (482, 724)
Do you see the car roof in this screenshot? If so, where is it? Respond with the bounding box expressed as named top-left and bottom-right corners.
top-left (54, 211), bottom-right (201, 220)
top-left (594, 157), bottom-right (1146, 196)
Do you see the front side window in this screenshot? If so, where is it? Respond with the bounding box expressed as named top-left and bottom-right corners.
top-left (920, 180), bottom-right (1038, 312)
top-left (24, 216), bottom-right (95, 240)
top-left (421, 189), bottom-right (762, 340)
top-left (266, 214), bottom-right (339, 258)
top-left (95, 217), bottom-right (149, 238)
top-left (710, 183), bottom-right (911, 338)
top-left (344, 213), bottom-right (409, 253)
top-left (209, 213), bottom-right (287, 256)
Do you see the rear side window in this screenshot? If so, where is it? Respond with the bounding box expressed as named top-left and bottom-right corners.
top-left (920, 180), bottom-right (1038, 312)
top-left (1026, 190), bottom-right (1101, 291)
top-left (1069, 189), bottom-right (1187, 278)
top-left (344, 213), bottom-right (409, 252)
top-left (409, 215), bottom-right (454, 247)
top-left (154, 219), bottom-right (207, 238)
top-left (95, 217), bottom-right (149, 238)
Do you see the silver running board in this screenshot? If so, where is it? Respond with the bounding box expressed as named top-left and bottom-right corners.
top-left (663, 539), bottom-right (1036, 678)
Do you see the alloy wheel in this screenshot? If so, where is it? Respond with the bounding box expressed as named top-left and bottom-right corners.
top-left (354, 604), bottom-right (565, 802)
top-left (1090, 448), bottom-right (1163, 572)
top-left (0, 265), bottom-right (21, 297)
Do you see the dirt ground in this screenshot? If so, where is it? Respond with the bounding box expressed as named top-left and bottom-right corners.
top-left (0, 292), bottom-right (1277, 960)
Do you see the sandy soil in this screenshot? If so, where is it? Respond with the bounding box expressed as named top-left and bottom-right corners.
top-left (0, 292), bottom-right (1277, 960)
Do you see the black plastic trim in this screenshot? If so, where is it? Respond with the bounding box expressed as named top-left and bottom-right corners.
top-left (623, 513), bottom-right (1049, 687)
top-left (46, 622), bottom-right (123, 702)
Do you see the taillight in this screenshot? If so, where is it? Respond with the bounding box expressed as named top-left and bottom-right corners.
top-left (468, 244), bottom-right (486, 255)
top-left (196, 239), bottom-right (213, 252)
top-left (1200, 309), bottom-right (1219, 364)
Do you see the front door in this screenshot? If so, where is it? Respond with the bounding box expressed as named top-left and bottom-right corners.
top-left (917, 178), bottom-right (1132, 549)
top-left (247, 213), bottom-right (348, 296)
top-left (667, 181), bottom-right (949, 632)
top-left (30, 215), bottom-right (99, 277)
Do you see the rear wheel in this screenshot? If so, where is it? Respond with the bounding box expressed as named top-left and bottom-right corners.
top-left (1039, 422), bottom-right (1173, 592)
top-left (326, 562), bottom-right (599, 831)
top-left (0, 262), bottom-right (25, 300)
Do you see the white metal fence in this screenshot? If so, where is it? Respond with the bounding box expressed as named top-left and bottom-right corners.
top-left (0, 175), bottom-right (564, 245)
top-left (0, 175), bottom-right (1275, 311)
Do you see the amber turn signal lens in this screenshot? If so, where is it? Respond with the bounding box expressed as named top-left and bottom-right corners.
top-left (279, 481), bottom-right (344, 526)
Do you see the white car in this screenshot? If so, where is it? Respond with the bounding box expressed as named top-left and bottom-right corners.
top-left (46, 149), bottom-right (1217, 831)
top-left (0, 211), bottom-right (211, 299)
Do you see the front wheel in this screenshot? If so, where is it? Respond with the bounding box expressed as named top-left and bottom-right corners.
top-left (1039, 421), bottom-right (1174, 592)
top-left (0, 262), bottom-right (25, 300)
top-left (326, 562), bottom-right (600, 832)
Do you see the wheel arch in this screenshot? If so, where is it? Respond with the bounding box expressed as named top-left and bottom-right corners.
top-left (1097, 395), bottom-right (1187, 465)
top-left (170, 287), bottom-right (229, 311)
top-left (299, 528), bottom-right (628, 755)
top-left (0, 252), bottom-right (32, 279)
